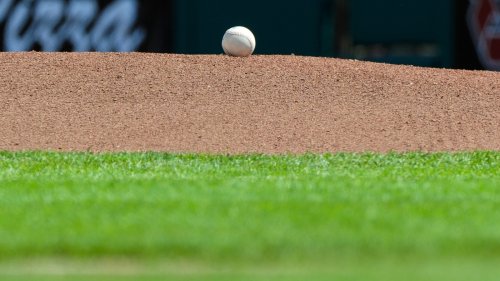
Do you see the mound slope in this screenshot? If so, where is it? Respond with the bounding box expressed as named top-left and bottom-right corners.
top-left (0, 52), bottom-right (498, 153)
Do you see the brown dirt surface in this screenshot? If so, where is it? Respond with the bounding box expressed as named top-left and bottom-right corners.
top-left (0, 52), bottom-right (498, 153)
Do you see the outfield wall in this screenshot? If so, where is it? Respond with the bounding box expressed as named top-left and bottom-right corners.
top-left (0, 0), bottom-right (497, 70)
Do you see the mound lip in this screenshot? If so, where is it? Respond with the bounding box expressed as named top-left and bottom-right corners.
top-left (0, 52), bottom-right (499, 153)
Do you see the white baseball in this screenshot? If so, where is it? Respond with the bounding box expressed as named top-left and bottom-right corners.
top-left (222, 26), bottom-right (256, 57)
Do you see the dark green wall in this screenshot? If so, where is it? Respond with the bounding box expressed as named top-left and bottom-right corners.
top-left (172, 0), bottom-right (458, 68)
top-left (347, 0), bottom-right (455, 67)
top-left (173, 0), bottom-right (335, 56)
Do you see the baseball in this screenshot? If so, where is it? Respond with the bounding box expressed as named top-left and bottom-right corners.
top-left (222, 26), bottom-right (256, 57)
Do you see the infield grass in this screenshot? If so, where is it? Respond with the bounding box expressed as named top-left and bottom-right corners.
top-left (0, 152), bottom-right (499, 280)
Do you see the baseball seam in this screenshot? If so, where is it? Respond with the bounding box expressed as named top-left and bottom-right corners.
top-left (227, 32), bottom-right (255, 50)
top-left (224, 31), bottom-right (255, 54)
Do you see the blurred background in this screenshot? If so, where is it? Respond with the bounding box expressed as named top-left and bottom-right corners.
top-left (0, 0), bottom-right (498, 70)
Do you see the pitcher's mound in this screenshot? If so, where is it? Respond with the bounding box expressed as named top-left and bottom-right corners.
top-left (0, 52), bottom-right (498, 153)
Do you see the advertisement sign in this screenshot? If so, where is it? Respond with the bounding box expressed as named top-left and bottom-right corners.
top-left (468, 0), bottom-right (500, 70)
top-left (0, 0), bottom-right (172, 52)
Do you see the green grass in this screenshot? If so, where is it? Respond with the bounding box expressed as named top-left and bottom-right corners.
top-left (0, 151), bottom-right (499, 280)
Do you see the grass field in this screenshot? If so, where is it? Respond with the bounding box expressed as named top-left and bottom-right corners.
top-left (0, 151), bottom-right (499, 280)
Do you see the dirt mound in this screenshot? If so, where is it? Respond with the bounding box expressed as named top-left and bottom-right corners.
top-left (0, 52), bottom-right (498, 153)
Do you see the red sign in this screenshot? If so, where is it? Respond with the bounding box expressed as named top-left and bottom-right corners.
top-left (468, 0), bottom-right (500, 70)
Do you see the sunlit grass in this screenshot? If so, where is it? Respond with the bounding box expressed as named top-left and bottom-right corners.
top-left (0, 151), bottom-right (498, 280)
